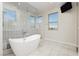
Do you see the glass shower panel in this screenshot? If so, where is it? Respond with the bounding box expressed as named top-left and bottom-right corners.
top-left (3, 8), bottom-right (16, 31)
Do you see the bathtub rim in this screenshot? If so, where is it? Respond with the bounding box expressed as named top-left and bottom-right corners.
top-left (9, 34), bottom-right (41, 43)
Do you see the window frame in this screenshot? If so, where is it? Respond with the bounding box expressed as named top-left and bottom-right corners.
top-left (48, 12), bottom-right (59, 30)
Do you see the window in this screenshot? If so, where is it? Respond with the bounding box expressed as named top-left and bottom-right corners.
top-left (48, 12), bottom-right (59, 30)
top-left (3, 8), bottom-right (16, 22)
top-left (36, 16), bottom-right (42, 24)
top-left (3, 8), bottom-right (16, 31)
top-left (28, 16), bottom-right (42, 28)
top-left (28, 16), bottom-right (36, 28)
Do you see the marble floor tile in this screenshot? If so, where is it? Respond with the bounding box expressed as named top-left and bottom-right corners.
top-left (5, 40), bottom-right (77, 56)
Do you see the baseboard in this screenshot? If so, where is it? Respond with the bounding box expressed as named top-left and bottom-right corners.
top-left (44, 38), bottom-right (77, 51)
top-left (45, 38), bottom-right (77, 47)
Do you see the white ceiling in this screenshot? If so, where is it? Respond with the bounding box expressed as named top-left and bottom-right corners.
top-left (28, 2), bottom-right (65, 12)
top-left (5, 2), bottom-right (65, 13)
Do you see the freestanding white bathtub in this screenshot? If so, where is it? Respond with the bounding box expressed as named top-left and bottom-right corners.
top-left (9, 34), bottom-right (41, 56)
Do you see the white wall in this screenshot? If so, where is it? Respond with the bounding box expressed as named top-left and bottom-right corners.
top-left (41, 3), bottom-right (77, 50)
top-left (0, 3), bottom-right (3, 56)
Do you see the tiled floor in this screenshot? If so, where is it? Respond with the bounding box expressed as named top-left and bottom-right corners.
top-left (5, 40), bottom-right (77, 56)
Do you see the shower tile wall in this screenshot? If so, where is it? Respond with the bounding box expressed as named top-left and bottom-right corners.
top-left (3, 31), bottom-right (23, 50)
top-left (3, 2), bottom-right (41, 55)
top-left (3, 31), bottom-right (24, 55)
